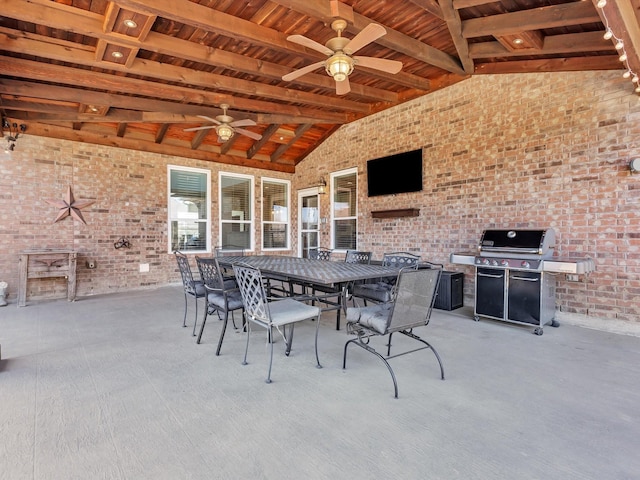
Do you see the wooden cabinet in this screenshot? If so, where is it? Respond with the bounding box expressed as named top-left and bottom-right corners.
top-left (18, 249), bottom-right (77, 307)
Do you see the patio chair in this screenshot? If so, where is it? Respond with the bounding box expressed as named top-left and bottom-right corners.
top-left (343, 264), bottom-right (444, 398)
top-left (195, 256), bottom-right (244, 355)
top-left (174, 251), bottom-right (206, 329)
top-left (311, 249), bottom-right (372, 330)
top-left (234, 262), bottom-right (322, 384)
top-left (308, 247), bottom-right (333, 261)
top-left (352, 252), bottom-right (421, 306)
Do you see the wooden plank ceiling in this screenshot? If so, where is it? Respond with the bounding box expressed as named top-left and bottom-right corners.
top-left (1, 0), bottom-right (639, 173)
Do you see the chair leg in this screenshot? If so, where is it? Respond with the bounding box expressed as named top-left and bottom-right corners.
top-left (343, 337), bottom-right (399, 398)
top-left (215, 310), bottom-right (230, 356)
top-left (284, 324), bottom-right (294, 356)
top-left (314, 314), bottom-right (322, 369)
top-left (242, 318), bottom-right (250, 366)
top-left (192, 296), bottom-right (199, 336)
top-left (182, 292), bottom-right (188, 327)
top-left (266, 326), bottom-right (274, 384)
top-left (196, 307), bottom-right (209, 344)
top-left (399, 331), bottom-right (445, 380)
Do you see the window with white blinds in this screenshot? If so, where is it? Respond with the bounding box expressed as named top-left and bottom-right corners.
top-left (261, 178), bottom-right (290, 250)
top-left (168, 165), bottom-right (210, 253)
top-left (219, 172), bottom-right (253, 251)
top-left (331, 168), bottom-right (358, 251)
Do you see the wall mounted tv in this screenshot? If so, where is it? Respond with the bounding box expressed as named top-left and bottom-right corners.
top-left (366, 148), bottom-right (423, 197)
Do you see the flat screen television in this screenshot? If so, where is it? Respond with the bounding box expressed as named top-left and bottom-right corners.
top-left (366, 148), bottom-right (423, 197)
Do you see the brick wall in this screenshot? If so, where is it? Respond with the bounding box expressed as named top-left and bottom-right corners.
top-left (1, 70), bottom-right (638, 323)
top-left (296, 71), bottom-right (640, 322)
top-left (0, 140), bottom-right (291, 303)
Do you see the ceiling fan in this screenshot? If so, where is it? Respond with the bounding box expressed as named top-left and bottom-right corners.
top-left (282, 19), bottom-right (402, 95)
top-left (184, 104), bottom-right (262, 142)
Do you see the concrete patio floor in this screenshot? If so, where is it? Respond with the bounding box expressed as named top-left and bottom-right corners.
top-left (1, 286), bottom-right (639, 480)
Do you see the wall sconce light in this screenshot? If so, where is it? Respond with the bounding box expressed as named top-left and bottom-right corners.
top-left (3, 119), bottom-right (27, 153)
top-left (630, 158), bottom-right (640, 173)
top-left (318, 176), bottom-right (327, 194)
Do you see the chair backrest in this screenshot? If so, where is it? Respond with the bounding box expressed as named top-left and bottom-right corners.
top-left (382, 252), bottom-right (420, 270)
top-left (174, 251), bottom-right (198, 294)
top-left (386, 265), bottom-right (442, 333)
top-left (215, 245), bottom-right (245, 257)
top-left (195, 256), bottom-right (224, 290)
top-left (234, 263), bottom-right (271, 323)
top-left (309, 247), bottom-right (333, 261)
top-left (345, 250), bottom-right (372, 264)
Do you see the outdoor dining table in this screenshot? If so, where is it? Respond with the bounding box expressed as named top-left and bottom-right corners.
top-left (216, 255), bottom-right (401, 329)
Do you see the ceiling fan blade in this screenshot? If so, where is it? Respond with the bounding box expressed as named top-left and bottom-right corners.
top-left (335, 76), bottom-right (351, 96)
top-left (343, 23), bottom-right (387, 55)
top-left (286, 34), bottom-right (333, 56)
top-left (354, 56), bottom-right (403, 74)
top-left (235, 128), bottom-right (263, 141)
top-left (184, 125), bottom-right (217, 132)
top-left (229, 118), bottom-right (256, 128)
top-left (282, 61), bottom-right (325, 81)
top-left (197, 115), bottom-right (221, 125)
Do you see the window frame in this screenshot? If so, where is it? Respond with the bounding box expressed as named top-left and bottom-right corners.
top-left (167, 165), bottom-right (211, 254)
top-left (218, 171), bottom-right (255, 252)
top-left (330, 167), bottom-right (358, 253)
top-left (261, 176), bottom-right (291, 251)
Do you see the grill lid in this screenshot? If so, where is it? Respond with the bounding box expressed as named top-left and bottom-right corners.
top-left (478, 229), bottom-right (556, 258)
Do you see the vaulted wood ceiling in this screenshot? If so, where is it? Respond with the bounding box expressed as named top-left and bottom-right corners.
top-left (1, 0), bottom-right (639, 173)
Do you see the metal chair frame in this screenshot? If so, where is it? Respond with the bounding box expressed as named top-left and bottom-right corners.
top-left (195, 256), bottom-right (244, 355)
top-left (352, 252), bottom-right (421, 307)
top-left (311, 250), bottom-right (372, 330)
top-left (234, 262), bottom-right (322, 384)
top-left (308, 247), bottom-right (333, 261)
top-left (343, 264), bottom-right (444, 398)
top-left (174, 251), bottom-right (206, 330)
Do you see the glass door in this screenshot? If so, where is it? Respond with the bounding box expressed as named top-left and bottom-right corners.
top-left (298, 188), bottom-right (320, 258)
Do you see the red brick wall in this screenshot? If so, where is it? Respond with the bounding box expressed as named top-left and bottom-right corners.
top-left (296, 71), bottom-right (640, 322)
top-left (0, 140), bottom-right (291, 303)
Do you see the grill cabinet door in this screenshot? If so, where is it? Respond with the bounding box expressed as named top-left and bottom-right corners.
top-left (507, 271), bottom-right (541, 325)
top-left (475, 268), bottom-right (505, 320)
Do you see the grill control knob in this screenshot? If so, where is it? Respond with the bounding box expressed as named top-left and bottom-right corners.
top-left (482, 258), bottom-right (490, 265)
top-left (521, 261), bottom-right (530, 269)
top-left (501, 259), bottom-right (509, 267)
top-left (491, 259), bottom-right (498, 266)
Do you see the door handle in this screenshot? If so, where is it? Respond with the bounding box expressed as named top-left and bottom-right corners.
top-left (478, 272), bottom-right (504, 279)
top-left (510, 276), bottom-right (539, 282)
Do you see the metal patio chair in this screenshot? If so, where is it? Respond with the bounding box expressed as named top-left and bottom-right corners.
top-left (195, 256), bottom-right (244, 355)
top-left (343, 264), bottom-right (444, 398)
top-left (174, 251), bottom-right (206, 330)
top-left (234, 262), bottom-right (322, 384)
top-left (352, 252), bottom-right (421, 306)
top-left (311, 249), bottom-right (372, 330)
top-left (308, 247), bottom-right (333, 261)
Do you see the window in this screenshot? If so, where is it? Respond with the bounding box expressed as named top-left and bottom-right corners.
top-left (168, 165), bottom-right (210, 253)
top-left (331, 168), bottom-right (358, 251)
top-left (262, 178), bottom-right (290, 250)
top-left (219, 172), bottom-right (254, 251)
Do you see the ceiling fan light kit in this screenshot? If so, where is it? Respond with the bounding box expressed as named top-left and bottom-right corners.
top-left (183, 103), bottom-right (262, 143)
top-left (283, 18), bottom-right (402, 95)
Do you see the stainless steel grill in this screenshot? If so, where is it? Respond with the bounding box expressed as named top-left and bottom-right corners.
top-left (450, 228), bottom-right (595, 335)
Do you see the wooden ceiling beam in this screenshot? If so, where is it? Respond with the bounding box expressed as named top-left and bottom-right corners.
top-left (407, 0), bottom-right (444, 20)
top-left (268, 0), bottom-right (465, 75)
top-left (469, 31), bottom-right (614, 59)
top-left (592, 0), bottom-right (640, 81)
top-left (0, 0), bottom-right (398, 100)
top-left (271, 124), bottom-right (312, 163)
top-left (462, 2), bottom-right (602, 38)
top-left (0, 30), bottom-right (373, 114)
top-left (0, 58), bottom-right (350, 124)
top-left (474, 55), bottom-right (622, 74)
top-left (23, 122), bottom-right (295, 173)
top-left (247, 124), bottom-right (280, 160)
top-left (439, 0), bottom-right (474, 74)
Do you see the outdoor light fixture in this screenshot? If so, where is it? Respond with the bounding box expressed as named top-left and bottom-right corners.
top-left (216, 124), bottom-right (234, 142)
top-left (630, 158), bottom-right (640, 173)
top-left (325, 53), bottom-right (354, 82)
top-left (318, 177), bottom-right (327, 194)
top-left (3, 119), bottom-right (26, 153)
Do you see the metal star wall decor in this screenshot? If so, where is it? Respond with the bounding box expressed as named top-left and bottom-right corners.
top-left (45, 186), bottom-right (95, 224)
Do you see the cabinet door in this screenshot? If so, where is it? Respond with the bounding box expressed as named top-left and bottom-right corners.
top-left (475, 268), bottom-right (505, 319)
top-left (507, 271), bottom-right (541, 325)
